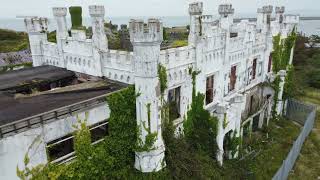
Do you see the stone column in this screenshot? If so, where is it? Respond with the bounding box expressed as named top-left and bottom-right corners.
top-left (130, 19), bottom-right (166, 172)
top-left (215, 104), bottom-right (227, 166)
top-left (232, 94), bottom-right (244, 158)
top-left (276, 70), bottom-right (287, 115)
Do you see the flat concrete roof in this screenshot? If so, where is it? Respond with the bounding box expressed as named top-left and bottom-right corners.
top-left (0, 82), bottom-right (127, 126)
top-left (0, 65), bottom-right (75, 91)
top-left (0, 66), bottom-right (128, 127)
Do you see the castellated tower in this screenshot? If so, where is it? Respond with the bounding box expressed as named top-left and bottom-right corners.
top-left (188, 2), bottom-right (203, 46)
top-left (218, 4), bottom-right (235, 30)
top-left (257, 5), bottom-right (273, 32)
top-left (275, 6), bottom-right (285, 24)
top-left (53, 7), bottom-right (68, 68)
top-left (89, 5), bottom-right (108, 50)
top-left (129, 19), bottom-right (166, 172)
top-left (24, 17), bottom-right (48, 66)
top-left (52, 7), bottom-right (68, 39)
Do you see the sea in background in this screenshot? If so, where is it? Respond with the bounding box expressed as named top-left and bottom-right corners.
top-left (0, 16), bottom-right (319, 36)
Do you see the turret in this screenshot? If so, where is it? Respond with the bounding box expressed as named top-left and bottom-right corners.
top-left (129, 19), bottom-right (166, 172)
top-left (275, 6), bottom-right (285, 24)
top-left (188, 1), bottom-right (203, 46)
top-left (52, 7), bottom-right (68, 39)
top-left (53, 7), bottom-right (68, 68)
top-left (24, 17), bottom-right (48, 66)
top-left (218, 4), bottom-right (235, 30)
top-left (257, 5), bottom-right (273, 32)
top-left (89, 5), bottom-right (108, 50)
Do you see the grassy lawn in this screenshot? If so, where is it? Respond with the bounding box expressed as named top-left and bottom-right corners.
top-left (289, 88), bottom-right (320, 179)
top-left (236, 118), bottom-right (301, 179)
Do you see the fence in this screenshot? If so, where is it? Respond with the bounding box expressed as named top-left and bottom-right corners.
top-left (272, 99), bottom-right (317, 180)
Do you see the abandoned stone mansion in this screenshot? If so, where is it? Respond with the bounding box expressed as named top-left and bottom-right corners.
top-left (0, 1), bottom-right (299, 179)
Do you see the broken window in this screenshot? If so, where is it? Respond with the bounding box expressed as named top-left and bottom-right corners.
top-left (252, 59), bottom-right (257, 80)
top-left (206, 75), bottom-right (215, 105)
top-left (267, 14), bottom-right (271, 26)
top-left (268, 54), bottom-right (272, 72)
top-left (168, 87), bottom-right (181, 121)
top-left (229, 65), bottom-right (237, 92)
top-left (46, 120), bottom-right (109, 164)
top-left (230, 32), bottom-right (238, 38)
top-left (279, 15), bottom-right (283, 24)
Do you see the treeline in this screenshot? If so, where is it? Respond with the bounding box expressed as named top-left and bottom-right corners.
top-left (293, 34), bottom-right (320, 90)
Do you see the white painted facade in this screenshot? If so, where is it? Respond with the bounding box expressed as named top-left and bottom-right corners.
top-left (0, 1), bottom-right (299, 176)
top-left (0, 104), bottom-right (110, 180)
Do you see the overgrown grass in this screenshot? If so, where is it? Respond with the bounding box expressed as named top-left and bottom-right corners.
top-left (243, 119), bottom-right (300, 179)
top-left (289, 88), bottom-right (320, 179)
top-left (171, 40), bottom-right (188, 48)
top-left (0, 29), bottom-right (28, 53)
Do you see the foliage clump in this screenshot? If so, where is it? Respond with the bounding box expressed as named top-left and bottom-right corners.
top-left (69, 7), bottom-right (85, 30)
top-left (183, 68), bottom-right (218, 156)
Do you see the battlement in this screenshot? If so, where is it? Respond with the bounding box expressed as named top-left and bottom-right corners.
top-left (89, 5), bottom-right (105, 17)
top-left (24, 17), bottom-right (48, 33)
top-left (52, 7), bottom-right (67, 17)
top-left (284, 14), bottom-right (300, 24)
top-left (201, 15), bottom-right (214, 23)
top-left (218, 4), bottom-right (235, 17)
top-left (129, 19), bottom-right (163, 44)
top-left (189, 2), bottom-right (203, 16)
top-left (275, 6), bottom-right (285, 14)
top-left (258, 5), bottom-right (273, 14)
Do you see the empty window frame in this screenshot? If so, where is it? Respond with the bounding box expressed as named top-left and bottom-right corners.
top-left (268, 54), bottom-right (272, 72)
top-left (46, 120), bottom-right (109, 163)
top-left (252, 58), bottom-right (257, 80)
top-left (168, 87), bottom-right (181, 121)
top-left (206, 75), bottom-right (215, 105)
top-left (229, 65), bottom-right (237, 92)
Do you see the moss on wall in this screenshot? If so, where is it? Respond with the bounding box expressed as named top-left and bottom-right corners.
top-left (69, 6), bottom-right (85, 30)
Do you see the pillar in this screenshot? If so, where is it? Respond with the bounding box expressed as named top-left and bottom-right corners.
top-left (276, 70), bottom-right (287, 115)
top-left (129, 18), bottom-right (165, 172)
top-left (89, 5), bottom-right (108, 50)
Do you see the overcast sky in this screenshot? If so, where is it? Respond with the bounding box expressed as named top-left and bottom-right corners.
top-left (0, 0), bottom-right (319, 18)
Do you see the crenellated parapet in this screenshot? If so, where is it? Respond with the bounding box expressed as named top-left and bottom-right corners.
top-left (52, 7), bottom-right (67, 17)
top-left (284, 14), bottom-right (300, 24)
top-left (24, 17), bottom-right (49, 33)
top-left (89, 5), bottom-right (105, 17)
top-left (218, 4), bottom-right (235, 17)
top-left (275, 6), bottom-right (285, 14)
top-left (189, 2), bottom-right (203, 16)
top-left (129, 19), bottom-right (163, 45)
top-left (257, 5), bottom-right (273, 14)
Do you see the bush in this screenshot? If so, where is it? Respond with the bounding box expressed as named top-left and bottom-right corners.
top-left (307, 70), bottom-right (320, 88)
top-left (69, 6), bottom-right (85, 30)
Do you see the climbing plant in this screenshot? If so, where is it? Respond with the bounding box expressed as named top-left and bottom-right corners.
top-left (184, 68), bottom-right (218, 156)
top-left (158, 63), bottom-right (168, 97)
top-left (69, 6), bottom-right (85, 30)
top-left (17, 86), bottom-right (140, 179)
top-left (271, 75), bottom-right (281, 120)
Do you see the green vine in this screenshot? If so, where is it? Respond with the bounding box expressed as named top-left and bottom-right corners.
top-left (135, 103), bottom-right (158, 152)
top-left (228, 130), bottom-right (241, 158)
top-left (223, 113), bottom-right (229, 129)
top-left (272, 29), bottom-right (297, 73)
top-left (184, 68), bottom-right (218, 155)
top-left (158, 63), bottom-right (168, 97)
top-left (69, 6), bottom-right (86, 30)
top-left (271, 75), bottom-right (281, 120)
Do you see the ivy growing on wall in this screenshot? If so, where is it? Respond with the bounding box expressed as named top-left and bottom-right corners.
top-left (272, 29), bottom-right (297, 73)
top-left (271, 75), bottom-right (281, 120)
top-left (184, 68), bottom-right (218, 156)
top-left (158, 63), bottom-right (168, 97)
top-left (17, 86), bottom-right (142, 179)
top-left (135, 103), bottom-right (158, 152)
top-left (69, 6), bottom-right (86, 30)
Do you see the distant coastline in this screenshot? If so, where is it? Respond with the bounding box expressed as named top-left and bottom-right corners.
top-left (0, 16), bottom-right (319, 36)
